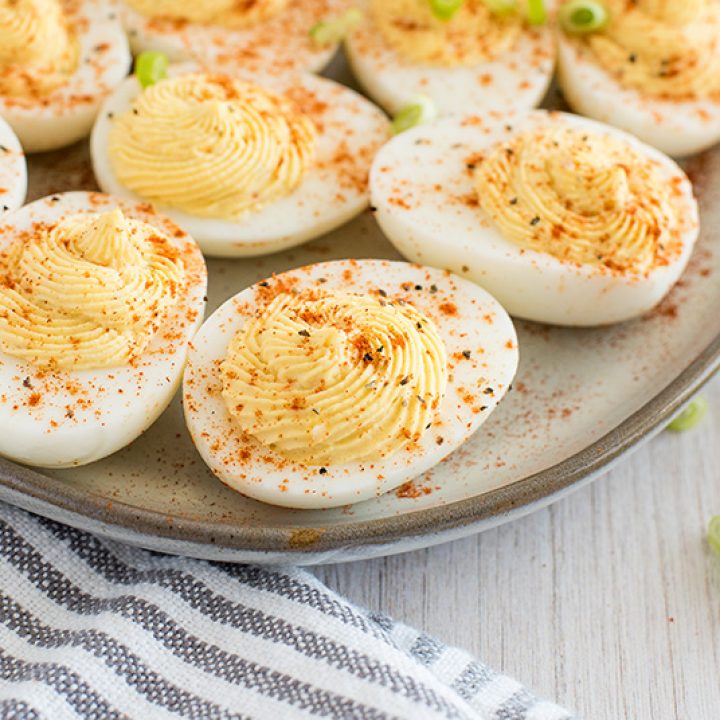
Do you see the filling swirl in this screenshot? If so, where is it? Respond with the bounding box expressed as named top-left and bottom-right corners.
top-left (370, 0), bottom-right (521, 67)
top-left (0, 0), bottom-right (78, 98)
top-left (221, 290), bottom-right (448, 465)
top-left (474, 125), bottom-right (682, 273)
top-left (123, 0), bottom-right (288, 28)
top-left (580, 0), bottom-right (720, 99)
top-left (0, 208), bottom-right (185, 370)
top-left (109, 73), bottom-right (317, 220)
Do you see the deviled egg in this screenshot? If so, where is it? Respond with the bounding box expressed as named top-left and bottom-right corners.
top-left (91, 63), bottom-right (389, 257)
top-left (0, 117), bottom-right (26, 213)
top-left (0, 191), bottom-right (207, 468)
top-left (118, 0), bottom-right (348, 76)
top-left (557, 0), bottom-right (720, 157)
top-left (345, 0), bottom-right (556, 116)
top-left (370, 110), bottom-right (699, 326)
top-left (0, 0), bottom-right (130, 153)
top-left (183, 259), bottom-right (518, 509)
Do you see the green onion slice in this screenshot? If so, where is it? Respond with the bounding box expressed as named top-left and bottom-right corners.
top-left (709, 516), bottom-right (720, 558)
top-left (135, 51), bottom-right (169, 89)
top-left (483, 0), bottom-right (517, 14)
top-left (559, 0), bottom-right (609, 34)
top-left (526, 0), bottom-right (547, 24)
top-left (430, 0), bottom-right (463, 20)
top-left (391, 95), bottom-right (437, 134)
top-left (667, 396), bottom-right (708, 432)
top-left (309, 8), bottom-right (363, 45)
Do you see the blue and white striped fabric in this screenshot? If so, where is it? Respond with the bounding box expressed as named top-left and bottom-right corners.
top-left (0, 503), bottom-right (573, 720)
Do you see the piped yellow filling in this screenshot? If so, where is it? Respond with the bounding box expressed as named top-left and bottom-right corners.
top-left (124, 0), bottom-right (288, 29)
top-left (0, 0), bottom-right (78, 98)
top-left (474, 124), bottom-right (682, 273)
top-left (371, 0), bottom-right (521, 67)
top-left (109, 73), bottom-right (317, 221)
top-left (0, 208), bottom-right (185, 370)
top-left (221, 290), bottom-right (448, 465)
top-left (583, 0), bottom-right (720, 99)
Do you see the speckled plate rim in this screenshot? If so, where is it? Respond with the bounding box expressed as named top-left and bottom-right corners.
top-left (0, 331), bottom-right (717, 565)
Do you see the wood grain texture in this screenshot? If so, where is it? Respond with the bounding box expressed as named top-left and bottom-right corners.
top-left (315, 376), bottom-right (720, 719)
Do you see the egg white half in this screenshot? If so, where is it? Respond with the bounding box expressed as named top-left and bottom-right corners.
top-left (0, 0), bottom-right (130, 153)
top-left (558, 35), bottom-right (720, 158)
top-left (370, 110), bottom-right (699, 326)
top-left (0, 117), bottom-right (26, 214)
top-left (91, 64), bottom-right (390, 257)
top-left (0, 192), bottom-right (207, 468)
top-left (183, 259), bottom-right (519, 509)
top-left (344, 2), bottom-right (556, 116)
top-left (119, 0), bottom-right (347, 76)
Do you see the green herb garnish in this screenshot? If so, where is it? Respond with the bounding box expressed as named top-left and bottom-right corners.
top-left (709, 516), bottom-right (720, 558)
top-left (135, 51), bottom-right (169, 89)
top-left (667, 396), bottom-right (708, 432)
top-left (526, 0), bottom-right (547, 24)
top-left (559, 0), bottom-right (609, 34)
top-left (391, 95), bottom-right (437, 134)
top-left (430, 0), bottom-right (463, 20)
top-left (310, 8), bottom-right (363, 45)
top-left (483, 0), bottom-right (517, 15)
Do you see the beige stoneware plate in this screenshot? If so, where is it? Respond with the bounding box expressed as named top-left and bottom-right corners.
top-left (0, 55), bottom-right (718, 564)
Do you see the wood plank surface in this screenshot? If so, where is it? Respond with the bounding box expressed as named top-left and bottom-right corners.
top-left (316, 376), bottom-right (720, 719)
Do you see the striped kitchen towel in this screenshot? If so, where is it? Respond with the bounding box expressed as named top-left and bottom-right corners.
top-left (0, 503), bottom-right (573, 720)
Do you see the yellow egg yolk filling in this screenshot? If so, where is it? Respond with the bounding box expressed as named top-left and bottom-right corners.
top-left (123, 0), bottom-right (288, 29)
top-left (221, 290), bottom-right (448, 466)
top-left (109, 73), bottom-right (317, 221)
top-left (474, 125), bottom-right (682, 273)
top-left (0, 0), bottom-right (79, 98)
top-left (370, 0), bottom-right (521, 67)
top-left (0, 208), bottom-right (185, 370)
top-left (581, 0), bottom-right (720, 99)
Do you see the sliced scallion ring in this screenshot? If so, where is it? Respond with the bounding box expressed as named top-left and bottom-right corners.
top-left (666, 396), bottom-right (708, 432)
top-left (559, 0), bottom-right (609, 34)
top-left (483, 0), bottom-right (517, 14)
top-left (526, 0), bottom-right (547, 24)
top-left (309, 8), bottom-right (364, 46)
top-left (391, 95), bottom-right (438, 134)
top-left (709, 516), bottom-right (720, 558)
top-left (135, 51), bottom-right (169, 89)
top-left (429, 0), bottom-right (463, 21)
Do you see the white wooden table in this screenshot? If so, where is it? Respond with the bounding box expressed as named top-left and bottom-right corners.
top-left (316, 375), bottom-right (720, 719)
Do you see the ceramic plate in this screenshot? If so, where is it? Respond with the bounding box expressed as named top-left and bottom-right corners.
top-left (1, 55), bottom-right (718, 565)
